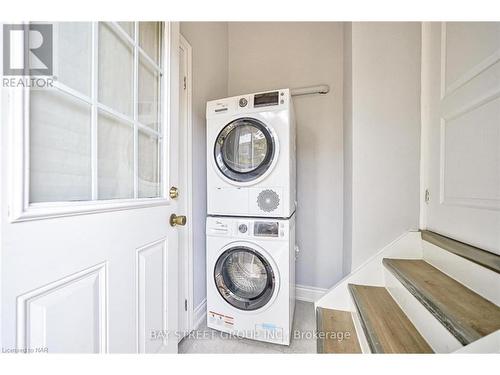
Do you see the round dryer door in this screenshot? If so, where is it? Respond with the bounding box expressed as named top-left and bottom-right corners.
top-left (214, 118), bottom-right (276, 183)
top-left (214, 246), bottom-right (276, 311)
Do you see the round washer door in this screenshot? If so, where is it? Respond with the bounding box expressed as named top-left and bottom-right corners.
top-left (214, 118), bottom-right (276, 183)
top-left (214, 246), bottom-right (276, 311)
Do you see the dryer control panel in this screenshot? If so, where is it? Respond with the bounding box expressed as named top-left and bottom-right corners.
top-left (253, 91), bottom-right (279, 108)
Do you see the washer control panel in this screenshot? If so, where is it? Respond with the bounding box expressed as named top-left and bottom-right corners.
top-left (207, 217), bottom-right (290, 239)
top-left (254, 221), bottom-right (279, 237)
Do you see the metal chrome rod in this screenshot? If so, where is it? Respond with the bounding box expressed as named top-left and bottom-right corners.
top-left (291, 85), bottom-right (330, 97)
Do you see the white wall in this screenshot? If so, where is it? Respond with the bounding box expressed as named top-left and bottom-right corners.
top-left (342, 23), bottom-right (353, 275)
top-left (228, 22), bottom-right (345, 289)
top-left (179, 22), bottom-right (228, 307)
top-left (344, 22), bottom-right (422, 270)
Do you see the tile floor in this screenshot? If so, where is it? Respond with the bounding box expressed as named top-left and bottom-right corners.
top-left (179, 301), bottom-right (317, 354)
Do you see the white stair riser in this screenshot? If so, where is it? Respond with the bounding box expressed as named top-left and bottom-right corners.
top-left (349, 307), bottom-right (371, 353)
top-left (423, 242), bottom-right (500, 305)
top-left (453, 330), bottom-right (500, 353)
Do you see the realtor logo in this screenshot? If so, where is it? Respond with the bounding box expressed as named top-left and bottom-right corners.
top-left (3, 24), bottom-right (53, 76)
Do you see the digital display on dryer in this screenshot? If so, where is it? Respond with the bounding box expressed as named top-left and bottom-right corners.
top-left (254, 221), bottom-right (279, 237)
top-left (254, 91), bottom-right (279, 107)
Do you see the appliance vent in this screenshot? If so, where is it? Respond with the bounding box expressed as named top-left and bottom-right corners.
top-left (257, 189), bottom-right (280, 212)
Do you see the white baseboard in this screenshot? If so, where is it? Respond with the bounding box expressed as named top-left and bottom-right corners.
top-left (295, 284), bottom-right (327, 303)
top-left (193, 298), bottom-right (207, 330)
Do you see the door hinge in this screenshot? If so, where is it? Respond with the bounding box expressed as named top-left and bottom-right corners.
top-left (184, 299), bottom-right (188, 311)
top-left (183, 76), bottom-right (187, 90)
top-left (425, 189), bottom-right (430, 204)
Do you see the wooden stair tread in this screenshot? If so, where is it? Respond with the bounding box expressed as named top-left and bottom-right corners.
top-left (383, 258), bottom-right (500, 345)
top-left (348, 284), bottom-right (433, 353)
top-left (316, 308), bottom-right (362, 353)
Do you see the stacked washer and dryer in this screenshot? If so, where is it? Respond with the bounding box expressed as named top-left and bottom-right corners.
top-left (206, 89), bottom-right (297, 345)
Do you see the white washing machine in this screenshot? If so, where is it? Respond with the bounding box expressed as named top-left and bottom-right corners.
top-left (206, 214), bottom-right (296, 345)
top-left (206, 89), bottom-right (296, 218)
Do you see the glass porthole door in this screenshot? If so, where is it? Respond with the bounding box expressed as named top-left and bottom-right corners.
top-left (214, 247), bottom-right (276, 311)
top-left (214, 118), bottom-right (275, 183)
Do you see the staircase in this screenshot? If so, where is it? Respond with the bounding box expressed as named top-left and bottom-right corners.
top-left (315, 230), bottom-right (500, 353)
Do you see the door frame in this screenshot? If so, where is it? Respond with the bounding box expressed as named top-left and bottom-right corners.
top-left (0, 23), bottom-right (4, 351)
top-left (419, 21), bottom-right (431, 230)
top-left (178, 34), bottom-right (194, 335)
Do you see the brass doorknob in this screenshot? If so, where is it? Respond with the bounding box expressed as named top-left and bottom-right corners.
top-left (170, 214), bottom-right (187, 227)
top-left (169, 186), bottom-right (179, 199)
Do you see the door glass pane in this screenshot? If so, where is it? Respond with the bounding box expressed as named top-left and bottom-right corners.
top-left (56, 22), bottom-right (92, 96)
top-left (138, 131), bottom-right (160, 198)
top-left (138, 56), bottom-right (160, 130)
top-left (117, 22), bottom-right (134, 39)
top-left (139, 22), bottom-right (160, 64)
top-left (222, 250), bottom-right (268, 299)
top-left (30, 89), bottom-right (91, 203)
top-left (28, 22), bottom-right (164, 206)
top-left (98, 22), bottom-right (133, 116)
top-left (98, 111), bottom-right (134, 199)
top-left (222, 125), bottom-right (268, 173)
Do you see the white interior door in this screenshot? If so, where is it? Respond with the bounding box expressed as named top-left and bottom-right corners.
top-left (421, 22), bottom-right (500, 254)
top-left (0, 22), bottom-right (181, 353)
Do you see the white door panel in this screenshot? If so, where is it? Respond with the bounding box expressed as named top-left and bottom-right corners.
top-left (2, 199), bottom-right (178, 353)
top-left (137, 239), bottom-right (167, 353)
top-left (1, 22), bottom-right (181, 353)
top-left (422, 22), bottom-right (500, 254)
top-left (443, 22), bottom-right (500, 91)
top-left (19, 262), bottom-right (107, 354)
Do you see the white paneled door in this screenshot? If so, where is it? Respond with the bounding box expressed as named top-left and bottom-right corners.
top-left (1, 22), bottom-right (181, 353)
top-left (422, 22), bottom-right (500, 254)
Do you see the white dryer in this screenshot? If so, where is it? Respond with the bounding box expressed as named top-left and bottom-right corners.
top-left (206, 215), bottom-right (296, 345)
top-left (206, 89), bottom-right (296, 218)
